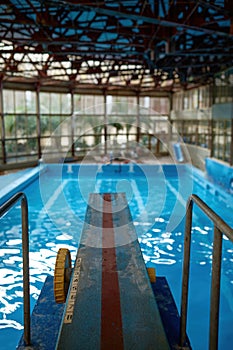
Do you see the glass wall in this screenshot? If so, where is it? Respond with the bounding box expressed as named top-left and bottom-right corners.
top-left (3, 90), bottom-right (37, 163)
top-left (171, 78), bottom-right (233, 165)
top-left (2, 72), bottom-right (232, 167)
top-left (172, 119), bottom-right (211, 148)
top-left (172, 85), bottom-right (212, 112)
top-left (0, 90), bottom-right (170, 165)
top-left (214, 68), bottom-right (233, 104)
top-left (39, 92), bottom-right (72, 159)
top-left (73, 94), bottom-right (105, 158)
top-left (212, 119), bottom-right (232, 162)
top-left (171, 85), bottom-right (212, 152)
top-left (211, 68), bottom-right (233, 163)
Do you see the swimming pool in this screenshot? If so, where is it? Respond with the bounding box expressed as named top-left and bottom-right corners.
top-left (0, 163), bottom-right (233, 349)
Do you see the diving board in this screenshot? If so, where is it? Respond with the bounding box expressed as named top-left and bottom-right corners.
top-left (55, 192), bottom-right (170, 350)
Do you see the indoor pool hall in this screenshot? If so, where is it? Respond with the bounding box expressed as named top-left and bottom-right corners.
top-left (0, 1), bottom-right (233, 350)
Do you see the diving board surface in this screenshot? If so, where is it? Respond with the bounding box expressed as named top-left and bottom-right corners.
top-left (56, 193), bottom-right (169, 349)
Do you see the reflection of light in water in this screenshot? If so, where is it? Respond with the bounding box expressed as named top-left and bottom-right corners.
top-left (193, 226), bottom-right (209, 235)
top-left (0, 277), bottom-right (22, 321)
top-left (0, 269), bottom-right (21, 285)
top-left (2, 255), bottom-right (22, 265)
top-left (151, 258), bottom-right (176, 265)
top-left (0, 317), bottom-right (23, 330)
top-left (56, 234), bottom-right (73, 240)
top-left (6, 239), bottom-right (21, 246)
top-left (0, 249), bottom-right (20, 257)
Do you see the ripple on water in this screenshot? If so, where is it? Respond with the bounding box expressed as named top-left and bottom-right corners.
top-left (151, 258), bottom-right (176, 265)
top-left (0, 317), bottom-right (23, 331)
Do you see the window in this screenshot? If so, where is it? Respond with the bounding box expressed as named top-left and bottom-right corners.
top-left (3, 90), bottom-right (37, 162)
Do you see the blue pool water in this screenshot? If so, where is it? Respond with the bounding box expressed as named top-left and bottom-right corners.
top-left (0, 163), bottom-right (233, 349)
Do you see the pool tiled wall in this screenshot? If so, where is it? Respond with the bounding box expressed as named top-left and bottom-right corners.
top-left (205, 157), bottom-right (233, 193)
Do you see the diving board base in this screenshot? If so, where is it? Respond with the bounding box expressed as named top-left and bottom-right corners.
top-left (17, 276), bottom-right (65, 350)
top-left (17, 276), bottom-right (191, 350)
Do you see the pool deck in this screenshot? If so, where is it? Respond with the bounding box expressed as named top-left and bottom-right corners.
top-left (0, 166), bottom-right (40, 204)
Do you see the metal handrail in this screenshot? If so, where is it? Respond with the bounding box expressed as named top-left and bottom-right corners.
top-left (179, 194), bottom-right (233, 350)
top-left (0, 192), bottom-right (31, 346)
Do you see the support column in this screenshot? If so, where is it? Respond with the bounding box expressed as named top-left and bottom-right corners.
top-left (0, 80), bottom-right (6, 164)
top-left (210, 85), bottom-right (214, 158)
top-left (136, 93), bottom-right (140, 143)
top-left (168, 92), bottom-right (173, 152)
top-left (70, 90), bottom-right (75, 157)
top-left (36, 84), bottom-right (42, 160)
top-left (104, 92), bottom-right (107, 155)
top-left (230, 98), bottom-right (233, 166)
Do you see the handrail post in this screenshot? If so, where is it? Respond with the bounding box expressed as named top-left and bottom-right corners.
top-left (0, 192), bottom-right (31, 347)
top-left (209, 226), bottom-right (223, 350)
top-left (179, 194), bottom-right (233, 350)
top-left (21, 196), bottom-right (31, 346)
top-left (179, 198), bottom-right (193, 347)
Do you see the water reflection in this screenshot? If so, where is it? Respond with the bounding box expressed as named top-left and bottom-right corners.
top-left (139, 224), bottom-right (179, 267)
top-left (0, 317), bottom-right (23, 330)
